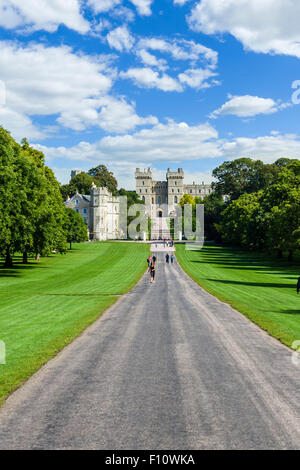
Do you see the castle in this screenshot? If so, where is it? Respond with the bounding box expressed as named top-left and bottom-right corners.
top-left (65, 182), bottom-right (120, 241)
top-left (65, 168), bottom-right (212, 240)
top-left (135, 168), bottom-right (212, 217)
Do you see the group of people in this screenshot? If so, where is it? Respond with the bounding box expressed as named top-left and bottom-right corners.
top-left (147, 252), bottom-right (175, 284)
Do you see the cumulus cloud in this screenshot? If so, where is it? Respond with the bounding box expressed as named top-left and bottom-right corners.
top-left (0, 0), bottom-right (89, 33)
top-left (0, 41), bottom-right (156, 139)
top-left (106, 25), bottom-right (135, 52)
top-left (121, 37), bottom-right (219, 91)
top-left (210, 95), bottom-right (286, 119)
top-left (188, 0), bottom-right (300, 59)
top-left (174, 0), bottom-right (190, 4)
top-left (37, 121), bottom-right (300, 188)
top-left (130, 0), bottom-right (152, 16)
top-left (120, 68), bottom-right (183, 92)
top-left (87, 0), bottom-right (121, 13)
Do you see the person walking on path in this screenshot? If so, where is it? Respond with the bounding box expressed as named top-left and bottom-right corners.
top-left (166, 253), bottom-right (169, 264)
top-left (149, 261), bottom-right (156, 283)
top-left (152, 255), bottom-right (157, 265)
top-left (147, 256), bottom-right (152, 267)
top-left (297, 277), bottom-right (300, 295)
top-left (171, 254), bottom-right (174, 264)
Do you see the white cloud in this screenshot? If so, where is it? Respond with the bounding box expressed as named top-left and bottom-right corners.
top-left (188, 0), bottom-right (300, 59)
top-left (96, 96), bottom-right (158, 132)
top-left (179, 68), bottom-right (217, 90)
top-left (137, 49), bottom-right (168, 71)
top-left (38, 121), bottom-right (221, 168)
top-left (122, 37), bottom-right (219, 91)
top-left (120, 68), bottom-right (183, 92)
top-left (130, 0), bottom-right (152, 16)
top-left (210, 94), bottom-right (289, 118)
top-left (0, 0), bottom-right (89, 33)
top-left (106, 25), bottom-right (135, 52)
top-left (174, 0), bottom-right (190, 4)
top-left (87, 0), bottom-right (120, 13)
top-left (37, 121), bottom-right (300, 189)
top-left (0, 41), bottom-right (155, 139)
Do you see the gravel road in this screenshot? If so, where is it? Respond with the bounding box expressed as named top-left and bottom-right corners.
top-left (0, 250), bottom-right (299, 450)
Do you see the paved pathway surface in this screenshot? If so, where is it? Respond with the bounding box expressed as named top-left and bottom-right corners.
top-left (0, 251), bottom-right (299, 449)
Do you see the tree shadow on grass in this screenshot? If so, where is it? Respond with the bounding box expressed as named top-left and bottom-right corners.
top-left (280, 309), bottom-right (300, 315)
top-left (205, 278), bottom-right (294, 289)
top-left (0, 263), bottom-right (48, 278)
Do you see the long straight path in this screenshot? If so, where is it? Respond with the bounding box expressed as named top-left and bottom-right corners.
top-left (0, 251), bottom-right (299, 449)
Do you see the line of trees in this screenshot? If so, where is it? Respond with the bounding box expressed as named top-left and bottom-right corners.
top-left (0, 128), bottom-right (88, 267)
top-left (202, 158), bottom-right (300, 260)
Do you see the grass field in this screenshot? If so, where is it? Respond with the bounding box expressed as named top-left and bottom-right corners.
top-left (176, 244), bottom-right (300, 348)
top-left (0, 242), bottom-right (149, 404)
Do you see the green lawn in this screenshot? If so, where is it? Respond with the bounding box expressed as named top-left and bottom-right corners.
top-left (176, 243), bottom-right (300, 348)
top-left (0, 242), bottom-right (149, 404)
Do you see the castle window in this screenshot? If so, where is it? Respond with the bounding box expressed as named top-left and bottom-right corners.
top-left (75, 208), bottom-right (79, 213)
top-left (142, 181), bottom-right (145, 185)
top-left (83, 208), bottom-right (87, 214)
top-left (178, 189), bottom-right (180, 193)
top-left (152, 197), bottom-right (154, 204)
top-left (172, 189), bottom-right (174, 193)
top-left (190, 190), bottom-right (193, 194)
top-left (175, 181), bottom-right (177, 186)
top-left (145, 189), bottom-right (148, 193)
top-left (140, 189), bottom-right (142, 193)
top-left (142, 196), bottom-right (145, 202)
top-left (158, 197), bottom-right (161, 205)
top-left (75, 199), bottom-right (79, 205)
top-left (174, 196), bottom-right (178, 204)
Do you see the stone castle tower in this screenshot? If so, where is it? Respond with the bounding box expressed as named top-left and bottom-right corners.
top-left (135, 167), bottom-right (211, 217)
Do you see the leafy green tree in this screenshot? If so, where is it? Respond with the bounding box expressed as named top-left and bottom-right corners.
top-left (212, 158), bottom-right (279, 200)
top-left (219, 192), bottom-right (263, 248)
top-left (261, 166), bottom-right (300, 260)
top-left (179, 194), bottom-right (196, 207)
top-left (88, 164), bottom-right (118, 195)
top-left (202, 193), bottom-right (226, 241)
top-left (70, 172), bottom-right (94, 195)
top-left (64, 208), bottom-right (88, 249)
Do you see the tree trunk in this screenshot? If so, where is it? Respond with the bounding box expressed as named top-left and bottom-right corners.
top-left (277, 249), bottom-right (283, 259)
top-left (288, 250), bottom-right (293, 262)
top-left (23, 252), bottom-right (28, 264)
top-left (35, 253), bottom-right (40, 261)
top-left (4, 249), bottom-right (13, 268)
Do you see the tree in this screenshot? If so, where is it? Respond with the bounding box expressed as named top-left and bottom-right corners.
top-left (179, 194), bottom-right (196, 207)
top-left (64, 208), bottom-right (88, 249)
top-left (212, 158), bottom-right (279, 200)
top-left (202, 193), bottom-right (226, 241)
top-left (70, 172), bottom-right (94, 195)
top-left (218, 192), bottom-right (263, 248)
top-left (88, 165), bottom-right (118, 195)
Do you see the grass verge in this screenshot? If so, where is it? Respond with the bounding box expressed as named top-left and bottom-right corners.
top-left (0, 242), bottom-right (149, 404)
top-left (176, 243), bottom-right (300, 348)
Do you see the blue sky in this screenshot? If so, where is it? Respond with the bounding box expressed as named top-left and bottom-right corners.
top-left (0, 0), bottom-right (300, 188)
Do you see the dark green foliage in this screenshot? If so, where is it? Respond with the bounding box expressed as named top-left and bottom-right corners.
top-left (64, 208), bottom-right (88, 249)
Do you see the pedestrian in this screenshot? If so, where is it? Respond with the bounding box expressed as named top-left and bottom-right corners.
top-left (149, 260), bottom-right (156, 283)
top-left (297, 277), bottom-right (300, 295)
top-left (171, 254), bottom-right (174, 264)
top-left (166, 253), bottom-right (169, 264)
top-left (152, 255), bottom-right (157, 265)
top-left (147, 256), bottom-right (152, 267)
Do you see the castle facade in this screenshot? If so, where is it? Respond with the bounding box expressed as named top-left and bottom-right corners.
top-left (135, 168), bottom-right (212, 217)
top-left (65, 182), bottom-right (120, 241)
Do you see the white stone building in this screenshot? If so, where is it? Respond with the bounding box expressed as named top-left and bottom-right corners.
top-left (65, 183), bottom-right (120, 241)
